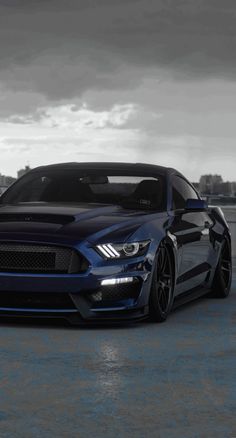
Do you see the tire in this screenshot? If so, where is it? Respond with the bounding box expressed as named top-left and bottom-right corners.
top-left (149, 243), bottom-right (174, 322)
top-left (210, 237), bottom-right (232, 298)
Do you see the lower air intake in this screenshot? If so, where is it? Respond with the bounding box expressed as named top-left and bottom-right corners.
top-left (0, 292), bottom-right (76, 310)
top-left (87, 280), bottom-right (141, 304)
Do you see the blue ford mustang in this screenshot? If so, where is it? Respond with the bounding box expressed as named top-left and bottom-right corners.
top-left (0, 162), bottom-right (232, 324)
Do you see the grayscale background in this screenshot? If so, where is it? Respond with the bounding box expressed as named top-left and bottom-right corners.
top-left (0, 2), bottom-right (235, 438)
top-left (0, 0), bottom-right (235, 182)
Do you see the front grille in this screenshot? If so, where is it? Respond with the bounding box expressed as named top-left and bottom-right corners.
top-left (0, 292), bottom-right (76, 310)
top-left (0, 243), bottom-right (88, 274)
top-left (87, 281), bottom-right (141, 304)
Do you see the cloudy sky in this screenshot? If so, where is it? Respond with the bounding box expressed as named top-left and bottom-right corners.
top-left (0, 0), bottom-right (236, 181)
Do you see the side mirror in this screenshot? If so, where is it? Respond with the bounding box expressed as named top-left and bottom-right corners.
top-left (186, 198), bottom-right (208, 211)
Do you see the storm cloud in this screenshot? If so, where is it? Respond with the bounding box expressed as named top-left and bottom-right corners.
top-left (0, 0), bottom-right (235, 180)
top-left (1, 0), bottom-right (236, 100)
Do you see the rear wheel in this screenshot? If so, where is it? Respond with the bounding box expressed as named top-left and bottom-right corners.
top-left (210, 237), bottom-right (232, 298)
top-left (149, 243), bottom-right (174, 322)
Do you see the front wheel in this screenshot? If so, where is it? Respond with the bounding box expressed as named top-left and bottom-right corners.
top-left (210, 237), bottom-right (232, 298)
top-left (149, 243), bottom-right (174, 322)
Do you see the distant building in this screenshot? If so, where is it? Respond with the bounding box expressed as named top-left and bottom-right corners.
top-left (198, 174), bottom-right (236, 198)
top-left (232, 182), bottom-right (236, 196)
top-left (199, 174), bottom-right (223, 195)
top-left (217, 182), bottom-right (234, 196)
top-left (0, 173), bottom-right (16, 194)
top-left (17, 165), bottom-right (31, 179)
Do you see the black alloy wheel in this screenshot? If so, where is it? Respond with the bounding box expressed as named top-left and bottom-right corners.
top-left (149, 243), bottom-right (174, 322)
top-left (211, 237), bottom-right (232, 298)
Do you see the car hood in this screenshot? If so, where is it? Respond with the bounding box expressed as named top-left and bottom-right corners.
top-left (0, 203), bottom-right (164, 243)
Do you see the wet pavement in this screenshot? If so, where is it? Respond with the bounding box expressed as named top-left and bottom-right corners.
top-left (0, 209), bottom-right (235, 438)
top-left (0, 278), bottom-right (235, 438)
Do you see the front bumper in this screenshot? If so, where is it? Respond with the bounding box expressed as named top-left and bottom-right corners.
top-left (0, 254), bottom-right (153, 323)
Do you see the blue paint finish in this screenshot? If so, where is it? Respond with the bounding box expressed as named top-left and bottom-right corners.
top-left (0, 163), bottom-right (231, 323)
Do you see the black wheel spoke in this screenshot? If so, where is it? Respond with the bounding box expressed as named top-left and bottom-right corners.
top-left (162, 290), bottom-right (168, 308)
top-left (162, 273), bottom-right (171, 281)
top-left (156, 245), bottom-right (173, 313)
top-left (221, 273), bottom-right (227, 290)
top-left (150, 244), bottom-right (174, 322)
top-left (221, 266), bottom-right (230, 273)
top-left (158, 287), bottom-right (164, 299)
top-left (221, 260), bottom-right (231, 270)
top-left (220, 243), bottom-right (232, 290)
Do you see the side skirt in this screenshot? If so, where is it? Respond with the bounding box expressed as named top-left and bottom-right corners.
top-left (172, 285), bottom-right (211, 310)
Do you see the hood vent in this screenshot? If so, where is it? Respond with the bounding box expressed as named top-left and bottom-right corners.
top-left (0, 213), bottom-right (75, 225)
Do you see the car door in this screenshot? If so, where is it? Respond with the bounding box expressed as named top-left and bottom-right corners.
top-left (169, 175), bottom-right (214, 295)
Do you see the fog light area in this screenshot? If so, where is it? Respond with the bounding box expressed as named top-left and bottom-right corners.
top-left (90, 291), bottom-right (103, 302)
top-left (88, 277), bottom-right (140, 304)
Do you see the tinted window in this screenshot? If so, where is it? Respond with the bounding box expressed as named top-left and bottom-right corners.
top-left (1, 170), bottom-right (166, 212)
top-left (172, 175), bottom-right (198, 210)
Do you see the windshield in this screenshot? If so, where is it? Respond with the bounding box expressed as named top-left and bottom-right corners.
top-left (1, 169), bottom-right (166, 211)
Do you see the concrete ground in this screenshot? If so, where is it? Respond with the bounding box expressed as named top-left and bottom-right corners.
top-left (0, 209), bottom-right (235, 438)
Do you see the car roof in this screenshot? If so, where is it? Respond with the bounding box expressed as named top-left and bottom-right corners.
top-left (31, 162), bottom-right (180, 176)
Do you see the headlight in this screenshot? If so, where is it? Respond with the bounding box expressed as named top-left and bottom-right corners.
top-left (96, 240), bottom-right (150, 259)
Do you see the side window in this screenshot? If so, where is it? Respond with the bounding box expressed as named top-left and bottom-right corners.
top-left (172, 175), bottom-right (198, 210)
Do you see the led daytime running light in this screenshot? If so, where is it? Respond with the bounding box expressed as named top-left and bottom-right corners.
top-left (97, 244), bottom-right (120, 258)
top-left (101, 277), bottom-right (134, 286)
